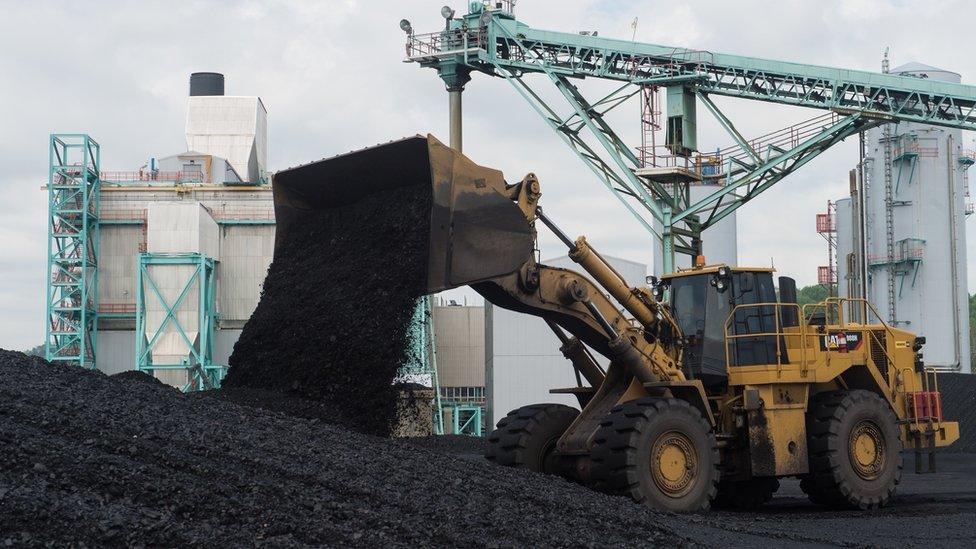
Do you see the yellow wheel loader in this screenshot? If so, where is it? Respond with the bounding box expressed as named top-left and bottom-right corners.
top-left (274, 135), bottom-right (958, 513)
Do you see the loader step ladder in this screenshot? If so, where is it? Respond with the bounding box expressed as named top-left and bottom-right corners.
top-left (911, 428), bottom-right (938, 474)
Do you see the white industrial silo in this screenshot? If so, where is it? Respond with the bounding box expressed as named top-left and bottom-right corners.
top-left (840, 62), bottom-right (970, 373)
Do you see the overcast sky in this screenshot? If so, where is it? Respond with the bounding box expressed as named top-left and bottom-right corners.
top-left (1, 0), bottom-right (974, 351)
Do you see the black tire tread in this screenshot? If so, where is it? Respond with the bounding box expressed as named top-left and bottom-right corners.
top-left (801, 390), bottom-right (903, 510)
top-left (485, 403), bottom-right (578, 471)
top-left (589, 397), bottom-right (720, 512)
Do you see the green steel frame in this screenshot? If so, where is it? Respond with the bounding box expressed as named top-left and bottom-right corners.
top-left (406, 6), bottom-right (976, 272)
top-left (135, 253), bottom-right (223, 392)
top-left (45, 134), bottom-right (100, 368)
top-left (447, 403), bottom-right (483, 437)
top-left (401, 296), bottom-right (445, 434)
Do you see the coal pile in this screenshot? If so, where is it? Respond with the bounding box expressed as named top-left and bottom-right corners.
top-left (111, 369), bottom-right (172, 388)
top-left (224, 183), bottom-right (432, 437)
top-left (0, 350), bottom-right (685, 547)
top-left (937, 373), bottom-right (976, 452)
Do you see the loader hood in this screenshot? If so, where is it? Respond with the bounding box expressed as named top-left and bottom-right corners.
top-left (272, 134), bottom-right (534, 293)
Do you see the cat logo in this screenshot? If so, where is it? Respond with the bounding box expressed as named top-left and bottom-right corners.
top-left (820, 331), bottom-right (862, 352)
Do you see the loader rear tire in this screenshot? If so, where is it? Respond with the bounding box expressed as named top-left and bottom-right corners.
top-left (801, 390), bottom-right (902, 510)
top-left (589, 398), bottom-right (719, 512)
top-left (714, 477), bottom-right (779, 510)
top-left (485, 403), bottom-right (579, 474)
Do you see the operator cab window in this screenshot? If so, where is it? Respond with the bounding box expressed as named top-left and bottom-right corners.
top-left (669, 274), bottom-right (730, 388)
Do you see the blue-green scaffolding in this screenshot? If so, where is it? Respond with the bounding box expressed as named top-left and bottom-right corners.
top-left (135, 252), bottom-right (224, 391)
top-left (45, 134), bottom-right (100, 369)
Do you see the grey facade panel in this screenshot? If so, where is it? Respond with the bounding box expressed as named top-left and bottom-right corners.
top-left (433, 305), bottom-right (485, 387)
top-left (96, 330), bottom-right (136, 375)
top-left (98, 225), bottom-right (142, 310)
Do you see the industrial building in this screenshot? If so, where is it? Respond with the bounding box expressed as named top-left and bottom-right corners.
top-left (45, 73), bottom-right (273, 389)
top-left (827, 61), bottom-right (973, 373)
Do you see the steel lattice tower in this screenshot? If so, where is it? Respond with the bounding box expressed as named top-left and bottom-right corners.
top-left (45, 134), bottom-right (100, 368)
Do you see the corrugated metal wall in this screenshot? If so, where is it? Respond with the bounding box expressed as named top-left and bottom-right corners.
top-left (95, 330), bottom-right (136, 375)
top-left (433, 306), bottom-right (484, 387)
top-left (99, 225), bottom-right (142, 307)
top-left (218, 225), bottom-right (274, 323)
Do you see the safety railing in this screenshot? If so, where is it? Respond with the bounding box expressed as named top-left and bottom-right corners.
top-left (208, 206), bottom-right (275, 222)
top-left (100, 209), bottom-right (147, 222)
top-left (722, 302), bottom-right (807, 378)
top-left (815, 212), bottom-right (836, 233)
top-left (100, 170), bottom-right (207, 183)
top-left (893, 137), bottom-right (938, 159)
top-left (406, 29), bottom-right (488, 60)
top-left (802, 297), bottom-right (900, 375)
top-left (99, 302), bottom-right (136, 315)
top-left (868, 238), bottom-right (925, 266)
top-left (718, 112), bottom-right (840, 171)
top-left (722, 297), bottom-right (901, 379)
top-left (817, 266), bottom-right (837, 285)
top-left (643, 112), bottom-right (840, 181)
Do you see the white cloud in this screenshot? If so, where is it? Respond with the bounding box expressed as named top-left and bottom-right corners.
top-left (0, 0), bottom-right (973, 350)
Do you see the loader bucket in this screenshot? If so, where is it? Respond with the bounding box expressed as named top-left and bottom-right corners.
top-left (272, 134), bottom-right (534, 293)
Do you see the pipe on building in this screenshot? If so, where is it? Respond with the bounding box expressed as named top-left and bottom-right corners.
top-left (947, 134), bottom-right (962, 370)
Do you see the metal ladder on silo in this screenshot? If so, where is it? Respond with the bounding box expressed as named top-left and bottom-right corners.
top-left (882, 51), bottom-right (897, 325)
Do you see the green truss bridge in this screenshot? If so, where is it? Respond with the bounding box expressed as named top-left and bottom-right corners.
top-left (403, 3), bottom-right (976, 272)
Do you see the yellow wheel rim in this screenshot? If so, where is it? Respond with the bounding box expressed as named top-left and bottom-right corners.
top-left (650, 430), bottom-right (698, 498)
top-left (849, 420), bottom-right (885, 481)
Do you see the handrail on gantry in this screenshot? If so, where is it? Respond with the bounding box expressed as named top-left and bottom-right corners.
top-left (469, 19), bottom-right (976, 131)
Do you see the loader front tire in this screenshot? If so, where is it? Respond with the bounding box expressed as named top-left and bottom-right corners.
top-left (485, 403), bottom-right (579, 474)
top-left (801, 390), bottom-right (903, 510)
top-left (590, 398), bottom-right (719, 512)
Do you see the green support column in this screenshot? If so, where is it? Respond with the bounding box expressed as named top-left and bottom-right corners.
top-left (661, 206), bottom-right (675, 275)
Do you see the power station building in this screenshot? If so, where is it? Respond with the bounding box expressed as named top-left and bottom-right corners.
top-left (46, 73), bottom-right (274, 390)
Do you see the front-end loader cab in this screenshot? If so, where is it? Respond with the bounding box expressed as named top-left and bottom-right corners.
top-left (658, 266), bottom-right (791, 388)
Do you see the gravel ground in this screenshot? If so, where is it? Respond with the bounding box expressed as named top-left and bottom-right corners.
top-left (0, 350), bottom-right (684, 548)
top-left (223, 182), bottom-right (432, 437)
top-left (4, 349), bottom-right (975, 547)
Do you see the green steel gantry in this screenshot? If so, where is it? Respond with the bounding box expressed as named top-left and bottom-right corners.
top-left (45, 134), bottom-right (100, 369)
top-left (404, 3), bottom-right (976, 273)
top-left (135, 252), bottom-right (223, 391)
